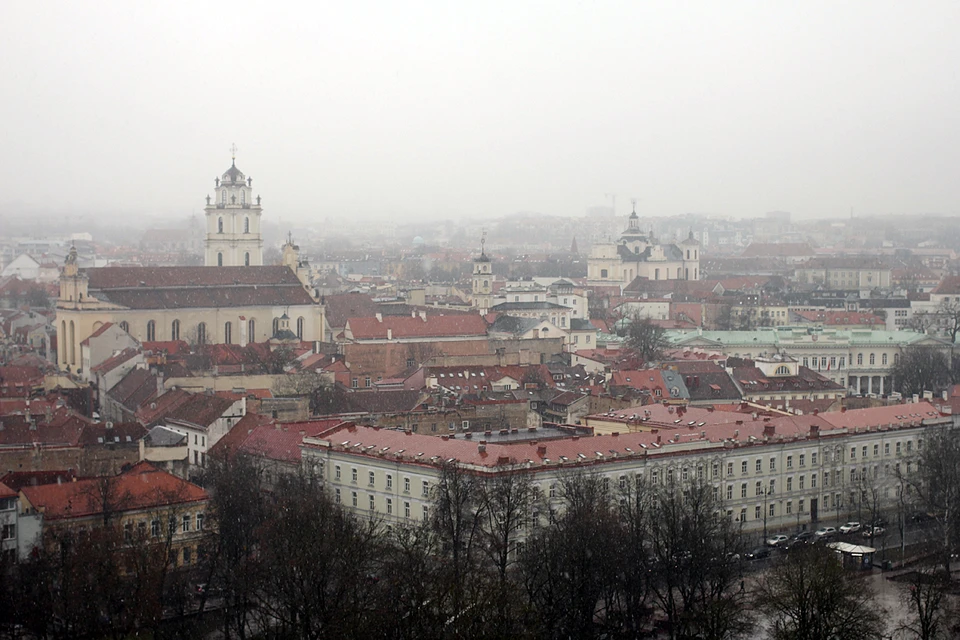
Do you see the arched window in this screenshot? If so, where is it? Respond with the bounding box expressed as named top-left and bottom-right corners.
top-left (224, 322), bottom-right (232, 344)
top-left (119, 321), bottom-right (129, 333)
top-left (248, 318), bottom-right (256, 342)
top-left (882, 353), bottom-right (888, 365)
top-left (197, 322), bottom-right (207, 345)
top-left (272, 318), bottom-right (280, 336)
top-left (69, 321), bottom-right (75, 365)
top-left (869, 353), bottom-right (875, 365)
top-left (244, 217), bottom-right (249, 233)
top-left (775, 365), bottom-right (789, 375)
top-left (171, 319), bottom-right (180, 341)
top-left (296, 317), bottom-right (304, 340)
top-left (217, 253), bottom-right (223, 267)
top-left (244, 252), bottom-right (250, 266)
top-left (146, 320), bottom-right (156, 342)
top-left (217, 217), bottom-right (223, 233)
top-left (857, 353), bottom-right (863, 365)
top-left (894, 353), bottom-right (900, 365)
top-left (60, 320), bottom-right (67, 363)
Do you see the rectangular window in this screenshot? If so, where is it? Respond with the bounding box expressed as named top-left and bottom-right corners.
top-left (873, 444), bottom-right (879, 457)
top-left (422, 480), bottom-right (429, 497)
top-left (885, 443), bottom-right (890, 455)
top-left (799, 476), bottom-right (805, 490)
top-left (811, 452), bottom-right (818, 465)
top-left (727, 462), bottom-right (734, 477)
top-left (151, 520), bottom-right (160, 537)
top-left (741, 461), bottom-right (748, 475)
top-left (726, 485), bottom-right (733, 500)
top-left (787, 477), bottom-right (793, 491)
top-left (404, 477), bottom-right (411, 493)
top-left (811, 474), bottom-right (817, 488)
top-left (404, 502), bottom-right (411, 518)
top-left (862, 446), bottom-right (868, 458)
top-left (369, 495), bottom-right (375, 511)
top-left (422, 506), bottom-right (429, 521)
top-left (741, 483), bottom-right (747, 498)
top-left (770, 457), bottom-right (776, 471)
top-left (386, 498), bottom-right (393, 515)
top-left (352, 491), bottom-right (358, 507)
top-left (755, 505), bottom-right (761, 520)
top-left (352, 468), bottom-right (358, 483)
top-left (896, 442), bottom-right (902, 455)
top-left (183, 546), bottom-right (192, 564)
top-left (755, 459), bottom-right (762, 473)
top-left (799, 454), bottom-right (805, 467)
top-left (182, 514), bottom-right (191, 533)
top-left (850, 447), bottom-right (856, 459)
top-left (368, 471), bottom-right (375, 487)
top-left (386, 474), bottom-right (393, 489)
top-left (769, 503), bottom-right (775, 517)
top-left (907, 441), bottom-right (913, 452)
top-left (335, 465), bottom-right (341, 480)
top-left (786, 456), bottom-right (793, 469)
top-left (786, 501), bottom-right (792, 514)
top-left (335, 487), bottom-right (341, 503)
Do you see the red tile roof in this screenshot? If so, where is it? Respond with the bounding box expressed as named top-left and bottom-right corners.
top-left (932, 276), bottom-right (960, 296)
top-left (20, 461), bottom-right (208, 521)
top-left (90, 348), bottom-right (141, 375)
top-left (346, 314), bottom-right (488, 340)
top-left (0, 482), bottom-right (16, 499)
top-left (138, 389), bottom-right (237, 428)
top-left (740, 243), bottom-right (815, 258)
top-left (211, 414), bottom-right (346, 463)
top-left (308, 402), bottom-right (946, 470)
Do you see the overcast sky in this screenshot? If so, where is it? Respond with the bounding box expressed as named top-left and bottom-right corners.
top-left (2, 1), bottom-right (958, 224)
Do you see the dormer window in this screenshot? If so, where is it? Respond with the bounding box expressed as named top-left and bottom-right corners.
top-left (775, 366), bottom-right (789, 375)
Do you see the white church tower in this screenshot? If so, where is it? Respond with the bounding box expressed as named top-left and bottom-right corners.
top-left (204, 145), bottom-right (264, 267)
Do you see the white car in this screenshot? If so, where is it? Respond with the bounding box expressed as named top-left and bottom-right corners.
top-left (839, 522), bottom-right (861, 534)
top-left (766, 535), bottom-right (789, 547)
top-left (815, 526), bottom-right (837, 537)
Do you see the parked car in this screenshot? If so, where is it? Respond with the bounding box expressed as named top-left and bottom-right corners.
top-left (839, 522), bottom-right (861, 534)
top-left (745, 546), bottom-right (771, 560)
top-left (766, 534), bottom-right (789, 547)
top-left (862, 526), bottom-right (885, 538)
top-left (815, 526), bottom-right (837, 537)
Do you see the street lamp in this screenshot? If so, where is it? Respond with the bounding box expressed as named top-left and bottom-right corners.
top-left (762, 487), bottom-right (773, 540)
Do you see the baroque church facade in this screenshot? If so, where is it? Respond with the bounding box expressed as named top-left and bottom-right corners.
top-left (55, 156), bottom-right (324, 373)
top-left (587, 207), bottom-right (700, 286)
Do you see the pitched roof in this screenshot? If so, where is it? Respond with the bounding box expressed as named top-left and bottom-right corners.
top-left (91, 347), bottom-right (141, 375)
top-left (932, 275), bottom-right (960, 296)
top-left (211, 414), bottom-right (346, 463)
top-left (107, 368), bottom-right (158, 412)
top-left (20, 462), bottom-right (208, 521)
top-left (139, 389), bottom-right (236, 428)
top-left (79, 322), bottom-right (115, 346)
top-left (320, 293), bottom-right (380, 329)
top-left (85, 266), bottom-right (315, 309)
top-left (346, 314), bottom-right (487, 340)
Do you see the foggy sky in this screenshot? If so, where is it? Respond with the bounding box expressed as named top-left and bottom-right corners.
top-left (2, 1), bottom-right (959, 224)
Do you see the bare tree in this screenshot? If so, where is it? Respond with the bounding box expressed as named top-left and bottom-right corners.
top-left (647, 480), bottom-right (751, 640)
top-left (755, 545), bottom-right (885, 640)
top-left (934, 298), bottom-right (960, 343)
top-left (892, 346), bottom-right (952, 397)
top-left (896, 565), bottom-right (957, 640)
top-left (624, 314), bottom-right (669, 361)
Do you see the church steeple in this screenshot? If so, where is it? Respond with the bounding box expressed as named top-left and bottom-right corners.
top-left (204, 146), bottom-right (264, 267)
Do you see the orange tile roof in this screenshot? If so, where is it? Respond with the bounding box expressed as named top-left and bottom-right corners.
top-left (20, 461), bottom-right (208, 521)
top-left (346, 314), bottom-right (488, 340)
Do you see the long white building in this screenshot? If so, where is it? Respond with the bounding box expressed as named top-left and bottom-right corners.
top-left (302, 403), bottom-right (942, 549)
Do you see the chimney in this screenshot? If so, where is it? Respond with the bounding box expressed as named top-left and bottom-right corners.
top-left (813, 409), bottom-right (819, 416)
top-left (840, 406), bottom-right (847, 413)
top-left (537, 445), bottom-right (547, 456)
top-left (478, 443), bottom-right (486, 454)
top-left (375, 313), bottom-right (383, 322)
top-left (387, 328), bottom-right (392, 340)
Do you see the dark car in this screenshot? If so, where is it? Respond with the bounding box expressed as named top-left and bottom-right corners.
top-left (745, 546), bottom-right (771, 561)
top-left (784, 531), bottom-right (815, 550)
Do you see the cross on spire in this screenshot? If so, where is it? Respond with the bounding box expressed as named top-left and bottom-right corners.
top-left (230, 143), bottom-right (238, 161)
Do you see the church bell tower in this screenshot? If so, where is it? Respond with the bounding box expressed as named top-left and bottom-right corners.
top-left (204, 145), bottom-right (264, 267)
top-left (471, 233), bottom-right (493, 312)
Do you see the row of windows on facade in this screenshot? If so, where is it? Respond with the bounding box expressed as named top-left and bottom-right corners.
top-left (329, 442), bottom-right (915, 508)
top-left (216, 216), bottom-right (252, 233)
top-left (796, 354), bottom-right (898, 369)
top-left (599, 267), bottom-right (697, 280)
top-left (127, 317), bottom-right (305, 343)
top-left (120, 512), bottom-right (205, 541)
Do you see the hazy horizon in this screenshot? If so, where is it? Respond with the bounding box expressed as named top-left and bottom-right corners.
top-left (3, 1), bottom-right (959, 224)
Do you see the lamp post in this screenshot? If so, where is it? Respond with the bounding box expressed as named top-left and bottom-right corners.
top-left (762, 487), bottom-right (773, 540)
